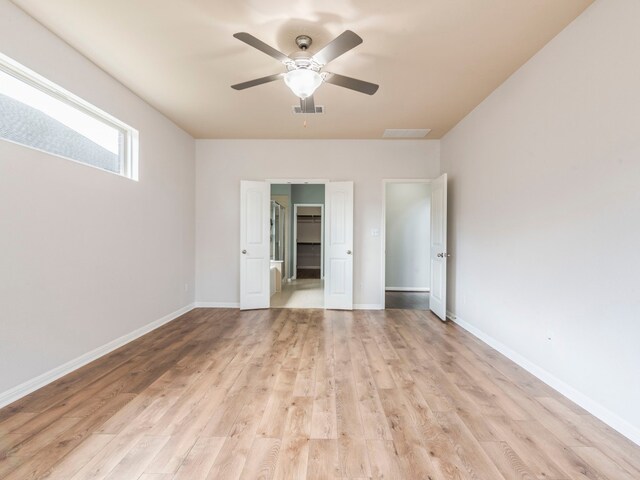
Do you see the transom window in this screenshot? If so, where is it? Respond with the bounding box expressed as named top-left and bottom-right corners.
top-left (0, 52), bottom-right (138, 180)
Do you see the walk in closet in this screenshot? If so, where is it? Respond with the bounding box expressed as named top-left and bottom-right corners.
top-left (295, 206), bottom-right (322, 278)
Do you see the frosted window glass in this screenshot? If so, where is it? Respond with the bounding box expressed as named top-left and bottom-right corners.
top-left (0, 54), bottom-right (137, 178)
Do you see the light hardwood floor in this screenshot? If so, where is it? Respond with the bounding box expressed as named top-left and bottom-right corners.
top-left (0, 308), bottom-right (638, 479)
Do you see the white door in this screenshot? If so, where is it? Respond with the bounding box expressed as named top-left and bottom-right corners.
top-left (430, 174), bottom-right (448, 321)
top-left (240, 181), bottom-right (270, 310)
top-left (324, 181), bottom-right (354, 310)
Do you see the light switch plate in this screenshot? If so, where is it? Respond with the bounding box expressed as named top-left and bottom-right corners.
top-left (371, 228), bottom-right (380, 237)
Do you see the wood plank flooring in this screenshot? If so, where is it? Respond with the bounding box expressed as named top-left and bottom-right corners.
top-left (0, 308), bottom-right (638, 479)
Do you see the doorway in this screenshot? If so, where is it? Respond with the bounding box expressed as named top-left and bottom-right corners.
top-left (270, 184), bottom-right (325, 308)
top-left (382, 180), bottom-right (432, 310)
top-left (239, 179), bottom-right (354, 311)
top-left (294, 204), bottom-right (324, 279)
top-left (381, 176), bottom-right (448, 319)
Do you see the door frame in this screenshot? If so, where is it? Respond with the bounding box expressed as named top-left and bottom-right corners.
top-left (293, 203), bottom-right (325, 279)
top-left (380, 179), bottom-right (433, 310)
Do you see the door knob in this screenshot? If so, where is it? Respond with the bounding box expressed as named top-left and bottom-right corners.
top-left (242, 249), bottom-right (247, 254)
top-left (347, 250), bottom-right (352, 255)
top-left (437, 253), bottom-right (443, 258)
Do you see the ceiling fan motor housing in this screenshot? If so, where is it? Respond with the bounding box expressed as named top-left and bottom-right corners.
top-left (295, 35), bottom-right (312, 50)
top-left (287, 36), bottom-right (321, 73)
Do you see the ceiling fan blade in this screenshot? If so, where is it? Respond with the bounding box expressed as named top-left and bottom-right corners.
top-left (323, 72), bottom-right (379, 95)
top-left (312, 30), bottom-right (363, 66)
top-left (300, 96), bottom-right (316, 113)
top-left (233, 32), bottom-right (291, 63)
top-left (231, 73), bottom-right (284, 90)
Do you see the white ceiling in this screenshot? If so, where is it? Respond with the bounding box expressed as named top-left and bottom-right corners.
top-left (12, 0), bottom-right (593, 139)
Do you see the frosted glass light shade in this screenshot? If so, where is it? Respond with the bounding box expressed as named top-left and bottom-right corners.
top-left (284, 69), bottom-right (322, 99)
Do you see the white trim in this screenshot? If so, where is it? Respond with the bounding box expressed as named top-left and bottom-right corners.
top-left (194, 302), bottom-right (240, 308)
top-left (354, 304), bottom-right (384, 310)
top-left (293, 203), bottom-right (324, 280)
top-left (0, 303), bottom-right (195, 410)
top-left (385, 287), bottom-right (430, 292)
top-left (449, 312), bottom-right (640, 447)
top-left (381, 179), bottom-right (434, 309)
top-left (266, 178), bottom-right (329, 184)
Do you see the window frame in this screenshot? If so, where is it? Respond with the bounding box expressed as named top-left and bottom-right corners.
top-left (0, 52), bottom-right (139, 180)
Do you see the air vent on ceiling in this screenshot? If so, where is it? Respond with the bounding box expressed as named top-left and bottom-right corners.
top-left (292, 105), bottom-right (325, 114)
top-left (382, 128), bottom-right (431, 138)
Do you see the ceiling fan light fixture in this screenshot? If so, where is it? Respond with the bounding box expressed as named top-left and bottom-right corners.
top-left (284, 69), bottom-right (322, 99)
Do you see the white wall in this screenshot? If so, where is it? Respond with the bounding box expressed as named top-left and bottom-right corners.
top-left (196, 140), bottom-right (440, 308)
top-left (385, 183), bottom-right (431, 290)
top-left (441, 0), bottom-right (640, 443)
top-left (0, 1), bottom-right (195, 401)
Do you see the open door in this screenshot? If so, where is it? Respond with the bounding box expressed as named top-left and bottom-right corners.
top-left (430, 174), bottom-right (448, 321)
top-left (324, 181), bottom-right (354, 310)
top-left (240, 180), bottom-right (270, 310)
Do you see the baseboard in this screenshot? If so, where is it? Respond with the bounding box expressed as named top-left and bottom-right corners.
top-left (194, 302), bottom-right (240, 308)
top-left (354, 304), bottom-right (384, 310)
top-left (385, 287), bottom-right (430, 292)
top-left (0, 303), bottom-right (195, 410)
top-left (193, 303), bottom-right (381, 310)
top-left (449, 312), bottom-right (640, 446)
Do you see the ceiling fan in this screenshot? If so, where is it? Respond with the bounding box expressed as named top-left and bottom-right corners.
top-left (231, 30), bottom-right (379, 113)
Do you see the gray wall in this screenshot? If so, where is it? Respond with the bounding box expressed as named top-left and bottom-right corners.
top-left (271, 183), bottom-right (291, 196)
top-left (292, 184), bottom-right (325, 204)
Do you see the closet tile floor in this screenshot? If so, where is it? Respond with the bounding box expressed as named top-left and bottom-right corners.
top-left (271, 279), bottom-right (324, 308)
top-left (385, 291), bottom-right (430, 310)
